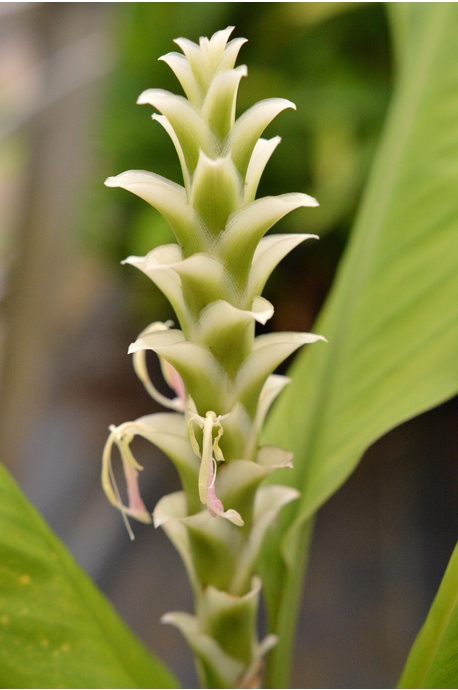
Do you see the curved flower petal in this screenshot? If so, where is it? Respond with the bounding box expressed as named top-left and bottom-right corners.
top-left (253, 373), bottom-right (290, 438)
top-left (218, 193), bottom-right (319, 285)
top-left (159, 51), bottom-right (203, 107)
top-left (102, 412), bottom-right (200, 538)
top-left (101, 422), bottom-right (153, 539)
top-left (225, 98), bottom-right (296, 179)
top-left (217, 35), bottom-right (248, 73)
top-left (198, 26), bottom-right (236, 60)
top-left (243, 136), bottom-right (281, 203)
top-left (129, 329), bottom-right (228, 413)
top-left (106, 171), bottom-right (204, 255)
top-left (235, 331), bottom-right (327, 414)
top-left (137, 89), bottom-right (220, 174)
top-left (152, 113), bottom-right (192, 191)
top-left (131, 321), bottom-right (185, 412)
top-left (248, 232), bottom-right (319, 300)
top-left (202, 65), bottom-right (247, 139)
top-left (122, 244), bottom-right (189, 328)
top-left (161, 359), bottom-right (186, 407)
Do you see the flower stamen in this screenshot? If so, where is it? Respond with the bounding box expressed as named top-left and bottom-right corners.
top-left (188, 410), bottom-right (244, 526)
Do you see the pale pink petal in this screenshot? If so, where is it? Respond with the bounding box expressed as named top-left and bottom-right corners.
top-left (206, 458), bottom-right (244, 527)
top-left (123, 461), bottom-right (150, 518)
top-left (206, 459), bottom-right (224, 517)
top-left (161, 358), bottom-right (186, 405)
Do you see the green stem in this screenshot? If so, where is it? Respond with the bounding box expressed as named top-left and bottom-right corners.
top-left (264, 518), bottom-right (314, 689)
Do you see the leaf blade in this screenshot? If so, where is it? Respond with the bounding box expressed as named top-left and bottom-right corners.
top-left (398, 542), bottom-right (458, 689)
top-left (261, 4), bottom-right (458, 686)
top-left (0, 463), bottom-right (179, 689)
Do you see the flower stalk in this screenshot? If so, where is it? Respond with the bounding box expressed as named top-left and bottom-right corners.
top-left (102, 26), bottom-right (325, 688)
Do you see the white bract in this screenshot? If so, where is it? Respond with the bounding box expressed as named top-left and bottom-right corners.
top-left (102, 26), bottom-right (325, 689)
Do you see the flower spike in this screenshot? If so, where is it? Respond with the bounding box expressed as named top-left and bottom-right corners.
top-left (103, 25), bottom-right (325, 687)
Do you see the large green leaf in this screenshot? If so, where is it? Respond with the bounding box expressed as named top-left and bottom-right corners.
top-left (0, 463), bottom-right (179, 689)
top-left (399, 542), bottom-right (458, 689)
top-left (261, 4), bottom-right (458, 687)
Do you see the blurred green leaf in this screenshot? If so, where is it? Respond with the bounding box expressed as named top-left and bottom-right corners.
top-left (0, 463), bottom-right (179, 689)
top-left (398, 542), bottom-right (458, 689)
top-left (261, 4), bottom-right (458, 687)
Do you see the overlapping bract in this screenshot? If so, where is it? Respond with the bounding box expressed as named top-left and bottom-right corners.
top-left (102, 27), bottom-right (324, 688)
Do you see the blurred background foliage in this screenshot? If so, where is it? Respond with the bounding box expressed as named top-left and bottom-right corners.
top-left (0, 3), bottom-right (455, 689)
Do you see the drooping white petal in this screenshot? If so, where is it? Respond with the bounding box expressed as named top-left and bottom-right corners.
top-left (102, 414), bottom-right (199, 529)
top-left (137, 88), bottom-right (220, 173)
top-left (129, 328), bottom-right (227, 413)
top-left (225, 98), bottom-right (296, 178)
top-left (197, 412), bottom-right (216, 504)
top-left (105, 171), bottom-right (204, 254)
top-left (130, 321), bottom-right (185, 411)
top-left (248, 233), bottom-right (319, 299)
top-left (244, 136), bottom-right (281, 203)
top-left (101, 422), bottom-right (152, 534)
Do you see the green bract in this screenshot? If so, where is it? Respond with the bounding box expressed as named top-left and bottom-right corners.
top-left (103, 26), bottom-right (324, 688)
